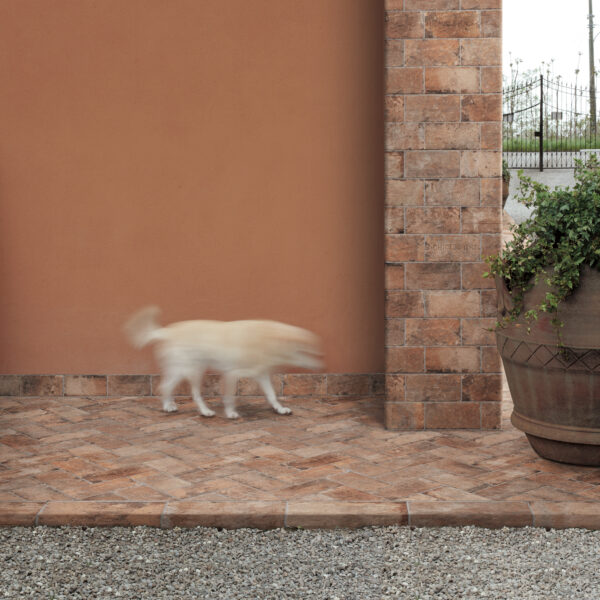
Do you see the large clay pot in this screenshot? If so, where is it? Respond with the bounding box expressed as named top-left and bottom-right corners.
top-left (496, 266), bottom-right (600, 466)
top-left (502, 178), bottom-right (510, 208)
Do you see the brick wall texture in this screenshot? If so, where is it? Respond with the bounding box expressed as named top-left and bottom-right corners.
top-left (384, 0), bottom-right (503, 430)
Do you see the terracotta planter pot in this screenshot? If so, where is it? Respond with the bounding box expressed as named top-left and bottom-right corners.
top-left (496, 267), bottom-right (600, 466)
top-left (502, 178), bottom-right (510, 208)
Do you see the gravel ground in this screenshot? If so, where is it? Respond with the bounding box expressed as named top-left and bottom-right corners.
top-left (1, 526), bottom-right (599, 599)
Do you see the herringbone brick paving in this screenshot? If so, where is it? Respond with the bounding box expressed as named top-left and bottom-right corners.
top-left (1, 380), bottom-right (599, 513)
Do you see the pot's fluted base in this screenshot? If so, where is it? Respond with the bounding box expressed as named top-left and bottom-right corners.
top-left (525, 433), bottom-right (600, 467)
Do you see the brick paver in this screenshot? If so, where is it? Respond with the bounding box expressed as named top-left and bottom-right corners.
top-left (1, 377), bottom-right (600, 528)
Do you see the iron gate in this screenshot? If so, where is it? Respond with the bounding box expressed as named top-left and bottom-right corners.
top-left (503, 75), bottom-right (600, 170)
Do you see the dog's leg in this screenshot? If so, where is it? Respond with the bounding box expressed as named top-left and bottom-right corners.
top-left (189, 370), bottom-right (215, 418)
top-left (160, 372), bottom-right (180, 413)
top-left (256, 374), bottom-right (292, 415)
top-left (223, 373), bottom-right (239, 419)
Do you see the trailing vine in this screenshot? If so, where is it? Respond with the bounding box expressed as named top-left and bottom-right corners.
top-left (485, 155), bottom-right (600, 337)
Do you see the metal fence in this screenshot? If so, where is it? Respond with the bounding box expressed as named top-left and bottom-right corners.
top-left (503, 76), bottom-right (600, 170)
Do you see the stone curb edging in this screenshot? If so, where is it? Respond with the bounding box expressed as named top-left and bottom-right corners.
top-left (1, 501), bottom-right (600, 530)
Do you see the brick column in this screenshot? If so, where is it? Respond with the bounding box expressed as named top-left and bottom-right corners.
top-left (384, 0), bottom-right (502, 430)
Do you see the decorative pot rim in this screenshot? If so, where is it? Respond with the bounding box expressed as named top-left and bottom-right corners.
top-left (512, 411), bottom-right (600, 445)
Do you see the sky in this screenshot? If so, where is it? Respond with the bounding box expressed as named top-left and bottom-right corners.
top-left (503, 0), bottom-right (593, 87)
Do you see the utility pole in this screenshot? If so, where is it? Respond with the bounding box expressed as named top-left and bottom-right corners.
top-left (590, 0), bottom-right (597, 135)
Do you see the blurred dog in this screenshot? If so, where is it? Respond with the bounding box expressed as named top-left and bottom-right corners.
top-left (124, 306), bottom-right (323, 419)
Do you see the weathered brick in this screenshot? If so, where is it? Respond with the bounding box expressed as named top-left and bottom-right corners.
top-left (425, 67), bottom-right (480, 94)
top-left (481, 289), bottom-right (497, 317)
top-left (282, 374), bottom-right (326, 396)
top-left (385, 95), bottom-right (404, 122)
top-left (385, 207), bottom-right (405, 234)
top-left (427, 347), bottom-right (480, 373)
top-left (405, 262), bottom-right (461, 290)
top-left (383, 0), bottom-right (504, 432)
top-left (462, 262), bottom-right (495, 289)
top-left (426, 291), bottom-right (480, 317)
top-left (461, 318), bottom-right (496, 345)
top-left (461, 150), bottom-right (501, 177)
top-left (385, 402), bottom-right (424, 430)
top-left (107, 375), bottom-right (151, 396)
top-left (386, 123), bottom-right (424, 150)
top-left (481, 401), bottom-right (501, 429)
top-left (385, 152), bottom-right (405, 179)
top-left (462, 207), bottom-right (502, 233)
top-left (386, 291), bottom-right (425, 318)
top-left (405, 0), bottom-right (459, 9)
top-left (461, 94), bottom-right (502, 122)
top-left (481, 10), bottom-right (501, 37)
top-left (425, 178), bottom-right (479, 206)
top-left (481, 234), bottom-right (501, 259)
top-left (405, 95), bottom-right (460, 122)
top-left (386, 68), bottom-right (424, 94)
top-left (405, 206), bottom-right (461, 234)
top-left (385, 264), bottom-right (405, 290)
top-left (385, 379), bottom-right (405, 405)
top-left (65, 376), bottom-right (107, 396)
top-left (405, 151), bottom-right (460, 178)
top-left (461, 0), bottom-right (500, 7)
top-left (482, 346), bottom-right (501, 372)
top-left (425, 402), bottom-right (480, 428)
top-left (386, 179), bottom-right (424, 206)
top-left (461, 39), bottom-right (501, 66)
top-left (425, 11), bottom-right (480, 39)
top-left (327, 374), bottom-right (372, 396)
top-left (386, 347), bottom-right (425, 373)
top-left (462, 373), bottom-right (502, 402)
top-left (406, 318), bottom-right (460, 346)
top-left (425, 235), bottom-right (480, 262)
top-left (424, 123), bottom-right (479, 150)
top-left (386, 12), bottom-right (424, 39)
top-left (481, 67), bottom-right (502, 93)
top-left (405, 39), bottom-right (460, 67)
top-left (481, 122), bottom-right (502, 150)
top-left (22, 376), bottom-right (63, 396)
top-left (0, 375), bottom-right (21, 396)
top-left (386, 319), bottom-right (405, 346)
top-left (385, 40), bottom-right (404, 67)
top-left (406, 374), bottom-right (461, 402)
top-left (385, 374), bottom-right (405, 402)
top-left (386, 234), bottom-right (425, 262)
top-left (481, 178), bottom-right (502, 206)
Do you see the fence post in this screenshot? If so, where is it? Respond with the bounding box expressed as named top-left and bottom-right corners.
top-left (539, 75), bottom-right (544, 172)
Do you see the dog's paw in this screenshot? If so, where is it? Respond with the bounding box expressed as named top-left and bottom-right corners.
top-left (163, 401), bottom-right (178, 413)
top-left (225, 410), bottom-right (240, 419)
top-left (200, 408), bottom-right (216, 418)
top-left (275, 406), bottom-right (292, 415)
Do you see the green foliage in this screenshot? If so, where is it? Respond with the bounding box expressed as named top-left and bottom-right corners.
top-left (503, 137), bottom-right (600, 152)
top-left (502, 159), bottom-right (510, 182)
top-left (485, 155), bottom-right (600, 336)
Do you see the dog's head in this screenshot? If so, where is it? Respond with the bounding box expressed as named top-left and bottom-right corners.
top-left (287, 329), bottom-right (324, 371)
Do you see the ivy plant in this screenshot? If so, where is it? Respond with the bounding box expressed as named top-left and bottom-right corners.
top-left (485, 155), bottom-right (600, 337)
top-left (502, 159), bottom-right (510, 183)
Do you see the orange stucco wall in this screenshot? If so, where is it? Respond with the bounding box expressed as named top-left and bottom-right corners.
top-left (0, 1), bottom-right (384, 374)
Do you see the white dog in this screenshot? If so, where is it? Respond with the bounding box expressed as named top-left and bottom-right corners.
top-left (124, 306), bottom-right (323, 419)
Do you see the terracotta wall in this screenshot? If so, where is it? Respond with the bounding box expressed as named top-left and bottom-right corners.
top-left (0, 0), bottom-right (384, 375)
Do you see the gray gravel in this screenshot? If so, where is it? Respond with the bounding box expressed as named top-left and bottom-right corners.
top-left (1, 526), bottom-right (599, 599)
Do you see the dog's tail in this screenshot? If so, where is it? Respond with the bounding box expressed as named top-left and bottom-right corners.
top-left (123, 306), bottom-right (163, 348)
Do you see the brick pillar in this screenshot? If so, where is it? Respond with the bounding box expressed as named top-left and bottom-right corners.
top-left (384, 0), bottom-right (503, 430)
